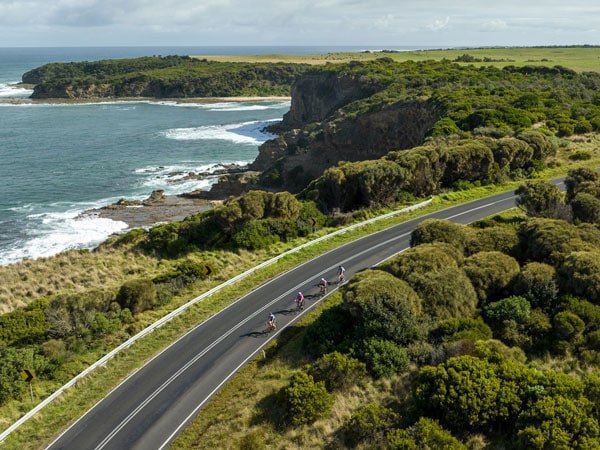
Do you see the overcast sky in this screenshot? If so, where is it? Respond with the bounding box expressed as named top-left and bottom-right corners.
top-left (1, 0), bottom-right (598, 48)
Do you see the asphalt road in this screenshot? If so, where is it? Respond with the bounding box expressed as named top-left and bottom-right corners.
top-left (47, 188), bottom-right (527, 450)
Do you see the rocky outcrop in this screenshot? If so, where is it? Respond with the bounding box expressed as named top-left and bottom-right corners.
top-left (244, 68), bottom-right (444, 193)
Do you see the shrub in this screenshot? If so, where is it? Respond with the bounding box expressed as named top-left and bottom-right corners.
top-left (467, 226), bottom-right (520, 257)
top-left (342, 270), bottom-right (423, 345)
top-left (231, 219), bottom-right (280, 249)
top-left (512, 262), bottom-right (559, 311)
top-left (302, 302), bottom-right (355, 357)
top-left (410, 219), bottom-right (474, 254)
top-left (484, 296), bottom-right (531, 326)
top-left (382, 242), bottom-right (461, 281)
top-left (282, 371), bottom-right (334, 426)
top-left (387, 417), bottom-right (467, 450)
top-left (305, 351), bottom-right (367, 391)
top-left (569, 150), bottom-right (593, 161)
top-left (0, 298), bottom-right (48, 346)
top-left (116, 278), bottom-right (157, 314)
top-left (571, 192), bottom-right (600, 224)
top-left (515, 179), bottom-right (565, 218)
top-left (462, 251), bottom-right (520, 304)
top-left (344, 403), bottom-right (399, 448)
top-left (409, 267), bottom-right (478, 320)
top-left (355, 337), bottom-right (410, 378)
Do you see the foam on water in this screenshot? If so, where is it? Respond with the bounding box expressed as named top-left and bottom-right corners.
top-left (162, 119), bottom-right (278, 144)
top-left (0, 209), bottom-right (128, 266)
top-left (0, 82), bottom-right (32, 98)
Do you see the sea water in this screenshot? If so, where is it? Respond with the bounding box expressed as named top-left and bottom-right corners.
top-left (0, 45), bottom-right (427, 266)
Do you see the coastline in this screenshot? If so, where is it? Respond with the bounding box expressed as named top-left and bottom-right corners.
top-left (0, 93), bottom-right (291, 105)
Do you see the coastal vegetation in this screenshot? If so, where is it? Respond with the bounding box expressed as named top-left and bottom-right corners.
top-left (22, 55), bottom-right (310, 99)
top-left (3, 47), bottom-right (600, 447)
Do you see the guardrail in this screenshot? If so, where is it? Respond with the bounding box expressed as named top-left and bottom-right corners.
top-left (0, 198), bottom-right (431, 443)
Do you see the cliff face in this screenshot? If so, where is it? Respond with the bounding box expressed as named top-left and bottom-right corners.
top-left (247, 70), bottom-right (443, 193)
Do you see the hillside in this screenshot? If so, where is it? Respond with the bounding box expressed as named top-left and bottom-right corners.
top-left (3, 49), bottom-right (600, 448)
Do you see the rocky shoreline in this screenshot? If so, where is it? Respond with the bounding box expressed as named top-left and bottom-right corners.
top-left (81, 163), bottom-right (251, 229)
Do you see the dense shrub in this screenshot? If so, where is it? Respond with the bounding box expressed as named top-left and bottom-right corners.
top-left (467, 226), bottom-right (520, 257)
top-left (435, 317), bottom-right (493, 343)
top-left (0, 299), bottom-right (48, 346)
top-left (281, 371), bottom-right (334, 425)
top-left (559, 251), bottom-right (600, 302)
top-left (462, 251), bottom-right (520, 304)
top-left (116, 278), bottom-right (157, 315)
top-left (512, 262), bottom-right (559, 311)
top-left (484, 296), bottom-right (531, 327)
top-left (408, 267), bottom-right (478, 320)
top-left (305, 351), bottom-right (367, 391)
top-left (516, 395), bottom-right (600, 449)
top-left (515, 179), bottom-right (566, 218)
top-left (344, 403), bottom-right (399, 448)
top-left (387, 417), bottom-right (468, 450)
top-left (410, 219), bottom-right (474, 254)
top-left (342, 270), bottom-right (423, 345)
top-left (381, 242), bottom-right (461, 281)
top-left (571, 192), bottom-right (600, 224)
top-left (354, 337), bottom-right (410, 378)
top-left (302, 302), bottom-right (356, 357)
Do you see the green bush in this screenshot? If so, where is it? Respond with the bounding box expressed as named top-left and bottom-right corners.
top-left (305, 351), bottom-right (367, 391)
top-left (462, 251), bottom-right (520, 304)
top-left (559, 251), bottom-right (600, 302)
top-left (436, 317), bottom-right (493, 343)
top-left (387, 417), bottom-right (467, 450)
top-left (342, 270), bottom-right (423, 345)
top-left (382, 242), bottom-right (462, 281)
top-left (410, 219), bottom-right (474, 254)
top-left (116, 278), bottom-right (157, 315)
top-left (355, 337), bottom-right (410, 378)
top-left (517, 395), bottom-right (600, 449)
top-left (512, 262), bottom-right (559, 311)
top-left (302, 302), bottom-right (356, 357)
top-left (484, 296), bottom-right (531, 326)
top-left (467, 226), bottom-right (520, 257)
top-left (282, 371), bottom-right (334, 426)
top-left (344, 403), bottom-right (399, 448)
top-left (571, 192), bottom-right (600, 224)
top-left (515, 179), bottom-right (565, 218)
top-left (0, 298), bottom-right (48, 346)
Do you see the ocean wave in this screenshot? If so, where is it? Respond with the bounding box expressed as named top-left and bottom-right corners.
top-left (0, 210), bottom-right (128, 266)
top-left (0, 82), bottom-right (33, 98)
top-left (162, 119), bottom-right (278, 144)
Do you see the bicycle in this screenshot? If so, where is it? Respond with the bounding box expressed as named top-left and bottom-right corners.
top-left (296, 297), bottom-right (305, 311)
top-left (265, 320), bottom-right (276, 333)
top-left (319, 283), bottom-right (327, 296)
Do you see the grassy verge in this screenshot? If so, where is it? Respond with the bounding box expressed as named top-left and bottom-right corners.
top-left (1, 133), bottom-right (600, 448)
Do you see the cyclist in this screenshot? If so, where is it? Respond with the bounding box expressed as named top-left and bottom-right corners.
top-left (337, 265), bottom-right (346, 284)
top-left (319, 277), bottom-right (328, 295)
top-left (295, 292), bottom-right (305, 310)
top-left (267, 312), bottom-right (276, 331)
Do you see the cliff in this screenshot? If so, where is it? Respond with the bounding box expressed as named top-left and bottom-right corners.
top-left (227, 63), bottom-right (445, 193)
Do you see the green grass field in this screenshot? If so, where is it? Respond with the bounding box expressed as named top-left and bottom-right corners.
top-left (194, 46), bottom-right (600, 72)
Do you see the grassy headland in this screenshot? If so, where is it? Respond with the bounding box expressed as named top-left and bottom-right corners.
top-left (193, 45), bottom-right (600, 72)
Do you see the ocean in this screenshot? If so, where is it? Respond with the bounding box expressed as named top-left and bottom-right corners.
top-left (0, 45), bottom-right (424, 266)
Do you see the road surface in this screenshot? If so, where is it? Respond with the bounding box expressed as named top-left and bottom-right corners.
top-left (47, 188), bottom-right (526, 449)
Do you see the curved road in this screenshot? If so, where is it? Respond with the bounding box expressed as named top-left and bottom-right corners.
top-left (47, 187), bottom-right (534, 449)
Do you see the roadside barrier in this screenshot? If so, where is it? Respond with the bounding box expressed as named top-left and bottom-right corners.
top-left (0, 198), bottom-right (431, 443)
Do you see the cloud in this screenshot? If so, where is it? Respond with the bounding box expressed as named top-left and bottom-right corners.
top-left (480, 19), bottom-right (508, 32)
top-left (427, 16), bottom-right (450, 31)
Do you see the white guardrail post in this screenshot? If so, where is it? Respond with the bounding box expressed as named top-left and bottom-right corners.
top-left (0, 198), bottom-right (431, 443)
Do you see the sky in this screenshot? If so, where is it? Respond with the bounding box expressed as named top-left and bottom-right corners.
top-left (0, 0), bottom-right (598, 48)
